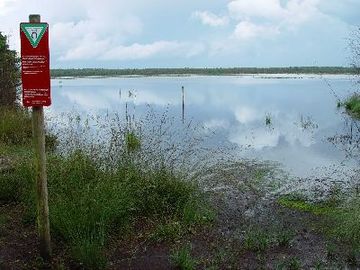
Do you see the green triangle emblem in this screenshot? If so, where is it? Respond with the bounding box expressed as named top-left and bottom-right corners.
top-left (21, 23), bottom-right (47, 48)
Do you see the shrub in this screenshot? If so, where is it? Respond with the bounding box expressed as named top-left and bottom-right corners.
top-left (0, 107), bottom-right (32, 145)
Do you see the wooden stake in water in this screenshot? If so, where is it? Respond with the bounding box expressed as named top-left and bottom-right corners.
top-left (182, 86), bottom-right (185, 123)
top-left (29, 14), bottom-right (52, 261)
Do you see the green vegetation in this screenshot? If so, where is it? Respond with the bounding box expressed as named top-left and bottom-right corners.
top-left (243, 228), bottom-right (271, 252)
top-left (0, 107), bottom-right (32, 145)
top-left (278, 191), bottom-right (360, 256)
top-left (330, 196), bottom-right (360, 249)
top-left (276, 257), bottom-right (301, 270)
top-left (0, 109), bottom-right (212, 268)
top-left (243, 226), bottom-right (294, 253)
top-left (50, 66), bottom-right (357, 78)
top-left (277, 194), bottom-right (337, 215)
top-left (0, 32), bottom-right (20, 107)
top-left (170, 244), bottom-right (197, 270)
top-left (265, 114), bottom-right (272, 126)
top-left (342, 94), bottom-right (360, 119)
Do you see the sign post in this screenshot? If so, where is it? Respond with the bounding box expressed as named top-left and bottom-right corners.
top-left (20, 14), bottom-right (51, 261)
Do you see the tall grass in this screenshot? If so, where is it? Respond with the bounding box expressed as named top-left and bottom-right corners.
top-left (2, 107), bottom-right (215, 268)
top-left (0, 107), bottom-right (32, 145)
top-left (342, 94), bottom-right (360, 119)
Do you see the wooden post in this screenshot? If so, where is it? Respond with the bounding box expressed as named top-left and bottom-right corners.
top-left (30, 14), bottom-right (51, 261)
top-left (182, 86), bottom-right (185, 124)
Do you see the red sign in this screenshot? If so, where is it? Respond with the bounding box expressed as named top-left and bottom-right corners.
top-left (20, 22), bottom-right (51, 107)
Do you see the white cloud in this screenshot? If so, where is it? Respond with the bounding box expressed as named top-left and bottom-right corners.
top-left (0, 0), bottom-right (355, 66)
top-left (0, 0), bottom-right (16, 16)
top-left (228, 0), bottom-right (320, 25)
top-left (103, 41), bottom-right (179, 60)
top-left (101, 41), bottom-right (204, 61)
top-left (193, 11), bottom-right (229, 27)
top-left (57, 38), bottom-right (204, 61)
top-left (284, 0), bottom-right (320, 26)
top-left (228, 0), bottom-right (285, 21)
top-left (232, 21), bottom-right (279, 40)
top-left (226, 0), bottom-right (323, 41)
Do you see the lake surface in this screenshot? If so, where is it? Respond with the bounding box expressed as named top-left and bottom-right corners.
top-left (48, 75), bottom-right (357, 178)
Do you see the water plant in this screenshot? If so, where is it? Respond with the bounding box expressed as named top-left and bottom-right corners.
top-left (342, 93), bottom-right (360, 119)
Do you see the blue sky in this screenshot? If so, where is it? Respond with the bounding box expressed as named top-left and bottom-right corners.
top-left (1, 0), bottom-right (359, 68)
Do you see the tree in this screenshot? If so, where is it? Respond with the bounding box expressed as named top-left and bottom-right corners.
top-left (0, 32), bottom-right (20, 107)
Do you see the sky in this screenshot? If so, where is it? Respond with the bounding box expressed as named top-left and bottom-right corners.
top-left (1, 0), bottom-right (359, 68)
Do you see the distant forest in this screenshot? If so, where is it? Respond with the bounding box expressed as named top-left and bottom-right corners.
top-left (51, 66), bottom-right (358, 78)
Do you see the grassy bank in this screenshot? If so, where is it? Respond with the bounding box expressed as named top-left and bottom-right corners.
top-left (2, 107), bottom-right (360, 269)
top-left (0, 108), bottom-right (213, 268)
top-left (278, 191), bottom-right (360, 259)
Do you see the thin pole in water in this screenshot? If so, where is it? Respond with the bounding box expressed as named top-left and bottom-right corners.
top-left (182, 86), bottom-right (185, 124)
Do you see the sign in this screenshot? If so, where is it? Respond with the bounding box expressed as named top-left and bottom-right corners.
top-left (20, 22), bottom-right (51, 107)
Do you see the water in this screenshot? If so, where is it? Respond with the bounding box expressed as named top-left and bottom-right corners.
top-left (48, 75), bottom-right (357, 177)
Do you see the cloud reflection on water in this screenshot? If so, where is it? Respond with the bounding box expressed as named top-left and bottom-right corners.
top-left (51, 76), bottom-right (353, 176)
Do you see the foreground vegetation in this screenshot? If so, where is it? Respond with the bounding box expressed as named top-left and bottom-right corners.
top-left (0, 32), bottom-right (20, 107)
top-left (2, 107), bottom-right (360, 269)
top-left (339, 93), bottom-right (360, 119)
top-left (51, 66), bottom-right (357, 78)
top-left (0, 109), bottom-right (213, 268)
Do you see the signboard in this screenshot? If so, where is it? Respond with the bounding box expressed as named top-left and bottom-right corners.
top-left (20, 22), bottom-right (51, 107)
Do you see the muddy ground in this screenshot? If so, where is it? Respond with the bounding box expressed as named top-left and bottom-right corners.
top-left (0, 161), bottom-right (358, 269)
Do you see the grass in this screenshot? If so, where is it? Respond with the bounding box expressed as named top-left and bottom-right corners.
top-left (151, 220), bottom-right (183, 242)
top-left (243, 228), bottom-right (271, 252)
top-left (170, 244), bottom-right (197, 270)
top-left (0, 108), bottom-right (214, 268)
top-left (342, 93), bottom-right (360, 119)
top-left (276, 257), bottom-right (301, 270)
top-left (0, 213), bottom-right (7, 227)
top-left (330, 196), bottom-right (360, 249)
top-left (243, 226), bottom-right (294, 253)
top-left (277, 194), bottom-right (338, 215)
top-left (279, 191), bottom-right (360, 261)
top-left (0, 107), bottom-right (32, 145)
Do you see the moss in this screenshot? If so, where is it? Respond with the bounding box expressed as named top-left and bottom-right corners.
top-left (277, 195), bottom-right (336, 215)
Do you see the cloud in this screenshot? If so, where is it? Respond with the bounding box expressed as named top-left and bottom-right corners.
top-left (226, 0), bottom-right (322, 41)
top-left (204, 0), bottom-right (323, 48)
top-left (0, 0), bottom-right (16, 16)
top-left (228, 0), bottom-right (320, 25)
top-left (50, 10), bottom-right (205, 62)
top-left (0, 0), bottom-right (356, 66)
top-left (228, 0), bottom-right (284, 21)
top-left (318, 0), bottom-right (360, 25)
top-left (232, 21), bottom-right (279, 40)
top-left (193, 11), bottom-right (229, 27)
top-left (103, 41), bottom-right (204, 60)
top-left (58, 40), bottom-right (204, 61)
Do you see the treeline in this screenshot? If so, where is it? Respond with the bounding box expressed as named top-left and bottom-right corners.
top-left (51, 66), bottom-right (357, 78)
